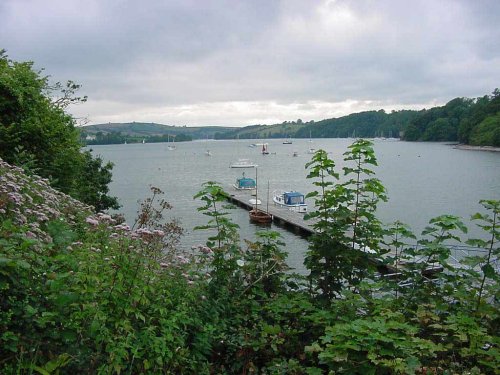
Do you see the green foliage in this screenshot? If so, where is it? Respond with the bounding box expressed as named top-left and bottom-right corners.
top-left (0, 182), bottom-right (211, 373)
top-left (404, 90), bottom-right (500, 146)
top-left (193, 181), bottom-right (242, 293)
top-left (404, 96), bottom-right (473, 142)
top-left (305, 140), bottom-right (387, 300)
top-left (1, 143), bottom-right (499, 374)
top-left (460, 89), bottom-right (500, 145)
top-left (469, 112), bottom-right (500, 146)
top-left (466, 200), bottom-right (499, 312)
top-left (82, 89), bottom-right (499, 146)
top-left (297, 109), bottom-right (417, 139)
top-left (83, 130), bottom-right (193, 145)
top-left (0, 51), bottom-right (118, 211)
top-left (312, 310), bottom-right (442, 374)
top-left (71, 151), bottom-right (119, 212)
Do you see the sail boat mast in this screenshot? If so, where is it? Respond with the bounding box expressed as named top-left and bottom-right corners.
top-left (254, 167), bottom-right (258, 210)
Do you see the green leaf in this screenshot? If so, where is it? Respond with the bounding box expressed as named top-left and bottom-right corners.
top-left (481, 263), bottom-right (496, 278)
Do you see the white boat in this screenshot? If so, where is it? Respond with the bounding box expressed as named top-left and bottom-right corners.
top-left (283, 137), bottom-right (292, 144)
top-left (250, 142), bottom-right (266, 147)
top-left (307, 148), bottom-right (316, 154)
top-left (205, 150), bottom-right (212, 156)
top-left (167, 134), bottom-right (176, 150)
top-left (230, 159), bottom-right (258, 168)
top-left (272, 190), bottom-right (307, 213)
top-left (249, 198), bottom-right (261, 205)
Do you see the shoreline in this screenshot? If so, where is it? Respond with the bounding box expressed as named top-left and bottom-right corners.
top-left (452, 144), bottom-right (500, 152)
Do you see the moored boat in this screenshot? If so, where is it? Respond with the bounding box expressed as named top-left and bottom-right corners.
top-left (272, 190), bottom-right (307, 213)
top-left (167, 134), bottom-right (176, 150)
top-left (233, 172), bottom-right (256, 190)
top-left (230, 159), bottom-right (258, 168)
top-left (249, 208), bottom-right (272, 223)
top-left (249, 198), bottom-right (261, 205)
top-left (249, 169), bottom-right (272, 223)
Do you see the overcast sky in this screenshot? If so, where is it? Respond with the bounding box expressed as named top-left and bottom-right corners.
top-left (1, 0), bottom-right (499, 127)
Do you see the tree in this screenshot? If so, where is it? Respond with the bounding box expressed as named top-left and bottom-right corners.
top-left (0, 51), bottom-right (119, 211)
top-left (304, 140), bottom-right (387, 300)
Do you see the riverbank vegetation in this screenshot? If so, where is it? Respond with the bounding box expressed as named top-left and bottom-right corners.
top-left (1, 138), bottom-right (498, 373)
top-left (83, 130), bottom-right (193, 145)
top-left (245, 90), bottom-right (499, 146)
top-left (1, 52), bottom-right (499, 373)
top-left (82, 90), bottom-right (500, 147)
top-left (0, 51), bottom-right (119, 211)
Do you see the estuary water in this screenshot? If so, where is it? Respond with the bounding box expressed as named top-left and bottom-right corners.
top-left (89, 139), bottom-right (500, 272)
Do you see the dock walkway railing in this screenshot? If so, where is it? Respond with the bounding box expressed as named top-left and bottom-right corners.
top-left (226, 190), bottom-right (498, 276)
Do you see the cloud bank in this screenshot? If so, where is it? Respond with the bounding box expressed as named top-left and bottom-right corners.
top-left (1, 0), bottom-right (499, 126)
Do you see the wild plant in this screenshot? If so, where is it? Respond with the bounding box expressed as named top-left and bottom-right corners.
top-left (304, 139), bottom-right (387, 300)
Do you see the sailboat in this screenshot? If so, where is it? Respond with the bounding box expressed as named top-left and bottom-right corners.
top-left (167, 134), bottom-right (176, 150)
top-left (249, 169), bottom-right (272, 223)
top-left (261, 143), bottom-right (269, 155)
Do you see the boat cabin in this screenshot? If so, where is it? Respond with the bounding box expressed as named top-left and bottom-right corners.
top-left (273, 190), bottom-right (308, 213)
top-left (233, 174), bottom-right (256, 190)
top-left (283, 192), bottom-right (305, 205)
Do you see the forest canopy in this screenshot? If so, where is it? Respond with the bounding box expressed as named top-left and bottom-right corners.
top-left (213, 91), bottom-right (500, 146)
top-left (0, 51), bottom-right (119, 211)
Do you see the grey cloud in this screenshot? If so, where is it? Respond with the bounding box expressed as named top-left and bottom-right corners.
top-left (1, 0), bottom-right (499, 125)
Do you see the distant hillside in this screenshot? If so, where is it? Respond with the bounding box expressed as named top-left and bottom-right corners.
top-left (223, 90), bottom-right (499, 146)
top-left (213, 121), bottom-right (309, 140)
top-left (81, 122), bottom-right (235, 139)
top-left (80, 89), bottom-right (500, 146)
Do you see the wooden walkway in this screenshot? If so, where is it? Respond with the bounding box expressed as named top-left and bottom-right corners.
top-left (226, 190), bottom-right (468, 278)
top-left (226, 190), bottom-right (316, 236)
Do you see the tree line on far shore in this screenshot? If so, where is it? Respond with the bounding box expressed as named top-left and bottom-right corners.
top-left (83, 131), bottom-right (192, 145)
top-left (243, 91), bottom-right (500, 146)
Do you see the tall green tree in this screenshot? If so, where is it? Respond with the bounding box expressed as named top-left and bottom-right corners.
top-left (0, 51), bottom-right (118, 210)
top-left (304, 140), bottom-right (388, 300)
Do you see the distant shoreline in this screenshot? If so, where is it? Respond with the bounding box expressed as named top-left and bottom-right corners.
top-left (452, 144), bottom-right (500, 152)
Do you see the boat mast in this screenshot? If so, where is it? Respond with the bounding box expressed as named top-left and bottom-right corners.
top-left (266, 181), bottom-right (270, 214)
top-left (254, 167), bottom-right (258, 210)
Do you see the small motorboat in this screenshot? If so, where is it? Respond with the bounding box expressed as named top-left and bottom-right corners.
top-left (272, 190), bottom-right (307, 213)
top-left (233, 172), bottom-right (256, 190)
top-left (230, 159), bottom-right (258, 168)
top-left (249, 198), bottom-right (261, 205)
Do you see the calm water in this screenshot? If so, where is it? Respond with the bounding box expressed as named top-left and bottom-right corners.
top-left (89, 139), bottom-right (500, 271)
